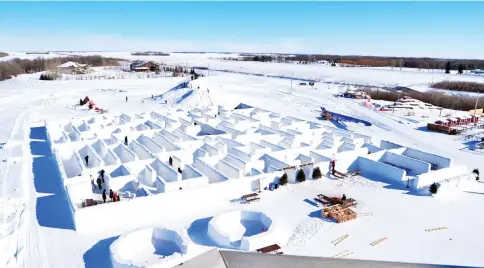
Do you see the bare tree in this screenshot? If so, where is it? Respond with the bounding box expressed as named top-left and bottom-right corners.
top-left (397, 58), bottom-right (405, 71)
top-left (390, 59), bottom-right (397, 70)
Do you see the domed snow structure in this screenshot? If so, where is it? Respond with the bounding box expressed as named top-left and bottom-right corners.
top-left (110, 227), bottom-right (189, 268)
top-left (207, 210), bottom-right (275, 251)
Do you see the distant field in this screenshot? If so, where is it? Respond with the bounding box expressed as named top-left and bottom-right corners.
top-left (431, 81), bottom-right (484, 93)
top-left (0, 52), bottom-right (8, 58)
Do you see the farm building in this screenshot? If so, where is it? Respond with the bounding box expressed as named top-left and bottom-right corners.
top-left (130, 61), bottom-right (161, 72)
top-left (56, 61), bottom-right (90, 74)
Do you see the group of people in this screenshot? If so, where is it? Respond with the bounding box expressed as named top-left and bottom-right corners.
top-left (102, 189), bottom-right (120, 203)
top-left (90, 169), bottom-right (121, 203)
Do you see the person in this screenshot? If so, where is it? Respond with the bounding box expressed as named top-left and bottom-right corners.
top-left (100, 169), bottom-right (105, 183)
top-left (473, 168), bottom-right (480, 181)
top-left (85, 155), bottom-right (89, 166)
top-left (126, 96), bottom-right (128, 102)
top-left (96, 177), bottom-right (102, 190)
top-left (331, 160), bottom-right (336, 176)
top-left (341, 194), bottom-right (347, 201)
top-left (109, 189), bottom-right (114, 202)
top-left (113, 192), bottom-right (118, 202)
top-left (178, 167), bottom-right (182, 174)
top-left (169, 156), bottom-right (173, 166)
top-left (102, 189), bottom-right (107, 203)
top-left (151, 94), bottom-right (154, 99)
top-left (124, 136), bottom-right (128, 146)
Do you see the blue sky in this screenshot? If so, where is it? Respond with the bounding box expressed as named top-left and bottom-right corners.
top-left (0, 2), bottom-right (483, 58)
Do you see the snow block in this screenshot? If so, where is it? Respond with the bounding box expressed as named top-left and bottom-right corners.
top-left (207, 210), bottom-right (274, 251)
top-left (113, 144), bottom-right (138, 163)
top-left (381, 151), bottom-right (431, 176)
top-left (358, 157), bottom-right (407, 184)
top-left (136, 134), bottom-right (165, 154)
top-left (402, 148), bottom-right (452, 170)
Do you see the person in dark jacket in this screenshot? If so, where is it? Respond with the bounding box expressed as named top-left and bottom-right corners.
top-left (178, 167), bottom-right (182, 174)
top-left (100, 169), bottom-right (105, 183)
top-left (124, 136), bottom-right (128, 146)
top-left (85, 155), bottom-right (89, 166)
top-left (126, 96), bottom-right (128, 102)
top-left (109, 189), bottom-right (114, 202)
top-left (331, 160), bottom-right (336, 176)
top-left (341, 194), bottom-right (347, 201)
top-left (473, 168), bottom-right (480, 181)
top-left (102, 189), bottom-right (107, 203)
top-left (169, 156), bottom-right (173, 166)
top-left (96, 177), bottom-right (102, 190)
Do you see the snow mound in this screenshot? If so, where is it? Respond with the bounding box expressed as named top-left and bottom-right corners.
top-left (207, 210), bottom-right (275, 251)
top-left (110, 227), bottom-right (189, 268)
top-left (156, 87), bottom-right (213, 110)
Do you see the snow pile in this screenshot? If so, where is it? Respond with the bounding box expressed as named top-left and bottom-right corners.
top-left (156, 87), bottom-right (213, 110)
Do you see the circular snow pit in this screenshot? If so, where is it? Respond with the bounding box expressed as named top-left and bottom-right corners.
top-left (208, 210), bottom-right (273, 251)
top-left (110, 227), bottom-right (189, 268)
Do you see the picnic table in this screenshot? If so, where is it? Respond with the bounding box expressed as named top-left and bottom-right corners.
top-left (256, 244), bottom-right (281, 254)
top-left (241, 193), bottom-right (260, 203)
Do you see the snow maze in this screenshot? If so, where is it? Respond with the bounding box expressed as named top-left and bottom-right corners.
top-left (207, 210), bottom-right (274, 251)
top-left (44, 103), bottom-right (472, 212)
top-left (110, 227), bottom-right (190, 268)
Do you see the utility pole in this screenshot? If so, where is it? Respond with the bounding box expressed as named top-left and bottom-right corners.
top-left (474, 91), bottom-right (480, 117)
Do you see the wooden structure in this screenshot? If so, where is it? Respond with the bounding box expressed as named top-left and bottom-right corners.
top-left (322, 204), bottom-right (357, 223)
top-left (318, 194), bottom-right (357, 207)
top-left (241, 193), bottom-right (260, 203)
top-left (332, 169), bottom-right (360, 179)
top-left (256, 244), bottom-right (281, 254)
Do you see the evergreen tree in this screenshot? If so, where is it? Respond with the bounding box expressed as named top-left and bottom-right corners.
top-left (312, 167), bottom-right (322, 179)
top-left (429, 182), bottom-right (438, 194)
top-left (279, 173), bottom-right (288, 186)
top-left (458, 63), bottom-right (464, 74)
top-left (445, 62), bottom-right (451, 74)
top-left (296, 169), bottom-right (306, 182)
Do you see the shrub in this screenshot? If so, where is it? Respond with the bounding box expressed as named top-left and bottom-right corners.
top-left (296, 169), bottom-right (306, 183)
top-left (312, 167), bottom-right (322, 179)
top-left (429, 183), bottom-right (438, 194)
top-left (279, 173), bottom-right (288, 186)
top-left (430, 81), bottom-right (484, 93)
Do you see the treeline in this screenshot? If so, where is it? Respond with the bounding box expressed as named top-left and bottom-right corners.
top-left (430, 81), bottom-right (484, 93)
top-left (0, 55), bottom-right (121, 81)
top-left (286, 55), bottom-right (484, 70)
top-left (131, 52), bottom-right (170, 56)
top-left (364, 89), bottom-right (484, 111)
top-left (0, 52), bottom-right (8, 58)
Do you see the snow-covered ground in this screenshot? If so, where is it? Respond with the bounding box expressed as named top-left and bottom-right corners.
top-left (1, 57), bottom-right (484, 268)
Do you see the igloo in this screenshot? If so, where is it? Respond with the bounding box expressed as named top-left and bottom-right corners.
top-left (110, 227), bottom-right (188, 268)
top-left (207, 210), bottom-right (274, 251)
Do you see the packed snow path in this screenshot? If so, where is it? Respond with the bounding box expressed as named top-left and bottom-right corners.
top-left (284, 216), bottom-right (326, 250)
top-left (25, 126), bottom-right (84, 268)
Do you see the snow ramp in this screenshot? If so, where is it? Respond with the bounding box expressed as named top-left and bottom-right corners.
top-left (320, 107), bottom-right (372, 126)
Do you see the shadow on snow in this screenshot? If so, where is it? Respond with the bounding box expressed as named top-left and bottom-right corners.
top-left (83, 236), bottom-right (119, 268)
top-left (30, 126), bottom-right (76, 230)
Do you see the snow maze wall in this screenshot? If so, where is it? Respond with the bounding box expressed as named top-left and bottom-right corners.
top-left (207, 210), bottom-right (275, 251)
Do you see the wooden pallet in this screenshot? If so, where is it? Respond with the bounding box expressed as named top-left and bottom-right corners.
top-left (370, 237), bottom-right (387, 246)
top-left (332, 234), bottom-right (349, 245)
top-left (338, 251), bottom-right (354, 258)
top-left (332, 250), bottom-right (349, 258)
top-left (425, 227), bottom-right (448, 232)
